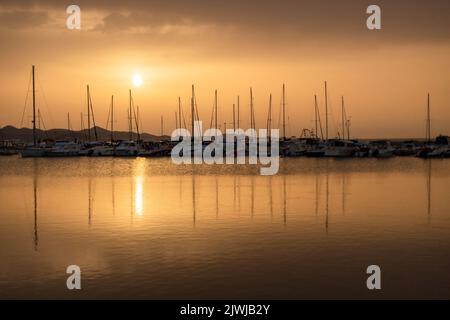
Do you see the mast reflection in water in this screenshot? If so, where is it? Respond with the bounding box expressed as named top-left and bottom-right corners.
top-left (0, 157), bottom-right (449, 299)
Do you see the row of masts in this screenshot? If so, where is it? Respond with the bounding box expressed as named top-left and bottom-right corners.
top-left (65, 86), bottom-right (142, 143)
top-left (172, 82), bottom-right (349, 141)
top-left (29, 66), bottom-right (433, 144)
top-left (31, 66), bottom-right (143, 144)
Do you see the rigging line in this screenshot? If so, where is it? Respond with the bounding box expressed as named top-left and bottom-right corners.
top-left (131, 95), bottom-right (140, 140)
top-left (88, 93), bottom-right (98, 140)
top-left (194, 96), bottom-right (201, 135)
top-left (327, 91), bottom-right (340, 138)
top-left (80, 113), bottom-right (87, 141)
top-left (310, 101), bottom-right (317, 135)
top-left (105, 105), bottom-right (111, 130)
top-left (284, 93), bottom-right (290, 136)
top-left (40, 113), bottom-right (49, 139)
top-left (287, 115), bottom-right (291, 137)
top-left (209, 97), bottom-right (215, 129)
top-left (252, 97), bottom-right (256, 129)
top-left (277, 98), bottom-right (282, 129)
top-left (139, 107), bottom-right (143, 133)
top-left (69, 116), bottom-right (76, 140)
top-left (181, 102), bottom-right (187, 129)
top-left (276, 87), bottom-right (284, 129)
top-left (316, 96), bottom-right (324, 140)
top-left (194, 96), bottom-right (200, 121)
top-left (38, 78), bottom-right (55, 129)
top-left (19, 69), bottom-right (32, 128)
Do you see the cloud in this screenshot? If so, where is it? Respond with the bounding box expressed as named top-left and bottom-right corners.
top-left (0, 9), bottom-right (50, 29)
top-left (0, 0), bottom-right (449, 44)
top-left (93, 12), bottom-right (171, 33)
top-left (93, 11), bottom-right (217, 37)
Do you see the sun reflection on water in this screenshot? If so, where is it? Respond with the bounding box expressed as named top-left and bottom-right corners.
top-left (133, 159), bottom-right (146, 216)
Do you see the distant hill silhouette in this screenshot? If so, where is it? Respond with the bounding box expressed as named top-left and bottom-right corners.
top-left (0, 125), bottom-right (170, 142)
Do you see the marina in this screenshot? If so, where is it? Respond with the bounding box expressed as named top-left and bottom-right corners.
top-left (0, 0), bottom-right (449, 303)
top-left (2, 135), bottom-right (450, 159)
top-left (1, 66), bottom-right (449, 160)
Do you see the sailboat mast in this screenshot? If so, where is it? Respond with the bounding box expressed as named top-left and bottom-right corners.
top-left (282, 83), bottom-right (286, 140)
top-left (88, 87), bottom-right (98, 141)
top-left (426, 93), bottom-right (431, 142)
top-left (130, 102), bottom-right (141, 142)
top-left (191, 85), bottom-right (195, 157)
top-left (341, 96), bottom-right (345, 140)
top-left (324, 81), bottom-right (328, 141)
top-left (193, 88), bottom-right (200, 134)
top-left (129, 89), bottom-right (132, 141)
top-left (191, 85), bottom-right (195, 137)
top-left (178, 96), bottom-right (182, 129)
top-left (111, 95), bottom-right (114, 142)
top-left (67, 112), bottom-right (75, 141)
top-left (314, 94), bottom-right (318, 139)
top-left (267, 93), bottom-right (272, 133)
top-left (214, 89), bottom-right (218, 129)
top-left (161, 115), bottom-right (164, 137)
top-left (314, 94), bottom-right (324, 140)
top-left (136, 105), bottom-right (141, 140)
top-left (32, 65), bottom-right (36, 146)
top-left (233, 103), bottom-right (236, 131)
top-left (237, 95), bottom-right (240, 129)
top-left (87, 85), bottom-right (91, 141)
top-left (250, 88), bottom-right (254, 129)
top-left (252, 90), bottom-right (256, 129)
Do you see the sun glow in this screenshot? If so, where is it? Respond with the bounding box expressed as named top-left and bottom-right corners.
top-left (132, 73), bottom-right (143, 87)
top-left (135, 175), bottom-right (143, 216)
top-left (134, 158), bottom-right (146, 216)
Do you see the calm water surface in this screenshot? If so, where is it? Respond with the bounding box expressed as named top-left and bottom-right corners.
top-left (0, 157), bottom-right (449, 299)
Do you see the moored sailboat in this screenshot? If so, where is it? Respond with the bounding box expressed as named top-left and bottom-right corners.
top-left (114, 90), bottom-right (142, 156)
top-left (20, 65), bottom-right (50, 158)
top-left (44, 140), bottom-right (82, 157)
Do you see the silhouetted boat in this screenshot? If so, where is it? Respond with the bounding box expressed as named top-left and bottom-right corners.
top-left (370, 140), bottom-right (395, 158)
top-left (0, 140), bottom-right (19, 155)
top-left (114, 140), bottom-right (140, 157)
top-left (417, 136), bottom-right (450, 158)
top-left (44, 140), bottom-right (82, 157)
top-left (20, 66), bottom-right (49, 158)
top-left (394, 141), bottom-right (421, 156)
top-left (323, 139), bottom-right (357, 157)
top-left (89, 143), bottom-right (115, 156)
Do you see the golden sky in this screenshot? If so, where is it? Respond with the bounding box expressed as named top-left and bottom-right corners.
top-left (0, 0), bottom-right (449, 138)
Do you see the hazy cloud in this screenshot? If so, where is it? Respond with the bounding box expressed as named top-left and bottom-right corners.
top-left (0, 1), bottom-right (448, 43)
top-left (0, 9), bottom-right (50, 29)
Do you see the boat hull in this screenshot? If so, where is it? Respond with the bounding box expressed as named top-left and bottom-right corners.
top-left (20, 148), bottom-right (47, 158)
top-left (44, 151), bottom-right (80, 157)
top-left (0, 149), bottom-right (18, 156)
top-left (114, 150), bottom-right (139, 157)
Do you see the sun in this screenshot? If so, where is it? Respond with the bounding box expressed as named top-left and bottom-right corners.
top-left (132, 73), bottom-right (143, 87)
